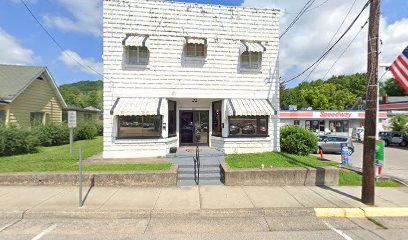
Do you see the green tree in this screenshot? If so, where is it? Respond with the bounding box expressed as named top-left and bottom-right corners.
top-left (390, 115), bottom-right (408, 133)
top-left (382, 78), bottom-right (407, 96)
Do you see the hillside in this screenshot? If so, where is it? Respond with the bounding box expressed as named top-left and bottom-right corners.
top-left (59, 80), bottom-right (103, 109)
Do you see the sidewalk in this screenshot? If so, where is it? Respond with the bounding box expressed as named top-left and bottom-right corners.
top-left (1, 185), bottom-right (407, 218)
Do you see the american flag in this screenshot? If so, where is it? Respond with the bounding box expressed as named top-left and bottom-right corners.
top-left (389, 46), bottom-right (408, 93)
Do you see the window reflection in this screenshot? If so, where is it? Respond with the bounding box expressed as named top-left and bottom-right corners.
top-left (118, 115), bottom-right (162, 138)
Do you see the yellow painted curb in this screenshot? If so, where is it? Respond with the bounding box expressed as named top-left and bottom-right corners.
top-left (362, 207), bottom-right (408, 217)
top-left (315, 207), bottom-right (408, 218)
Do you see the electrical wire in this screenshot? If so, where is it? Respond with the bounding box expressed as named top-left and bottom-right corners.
top-left (282, 0), bottom-right (330, 15)
top-left (302, 0), bottom-right (358, 82)
top-left (323, 18), bottom-right (369, 79)
top-left (19, 0), bottom-right (104, 78)
top-left (280, 0), bottom-right (317, 39)
top-left (282, 0), bottom-right (371, 84)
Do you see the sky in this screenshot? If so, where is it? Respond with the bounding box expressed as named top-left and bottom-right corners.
top-left (0, 0), bottom-right (407, 87)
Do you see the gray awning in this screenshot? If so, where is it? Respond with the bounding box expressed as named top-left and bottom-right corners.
top-left (111, 98), bottom-right (163, 116)
top-left (226, 99), bottom-right (276, 116)
top-left (123, 35), bottom-right (149, 47)
top-left (239, 41), bottom-right (266, 54)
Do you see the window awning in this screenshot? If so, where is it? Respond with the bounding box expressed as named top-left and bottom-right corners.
top-left (186, 37), bottom-right (207, 45)
top-left (123, 35), bottom-right (149, 47)
top-left (110, 98), bottom-right (163, 116)
top-left (239, 41), bottom-right (266, 54)
top-left (226, 99), bottom-right (276, 116)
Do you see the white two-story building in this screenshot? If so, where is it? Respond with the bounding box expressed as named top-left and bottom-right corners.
top-left (103, 0), bottom-right (280, 158)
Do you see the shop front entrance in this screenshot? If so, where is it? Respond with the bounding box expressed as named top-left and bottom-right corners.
top-left (179, 111), bottom-right (209, 146)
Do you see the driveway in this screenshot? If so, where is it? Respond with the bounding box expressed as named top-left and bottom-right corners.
top-left (315, 142), bottom-right (408, 184)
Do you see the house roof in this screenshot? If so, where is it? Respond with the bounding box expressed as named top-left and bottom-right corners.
top-left (64, 105), bottom-right (101, 113)
top-left (0, 64), bottom-right (45, 102)
top-left (0, 64), bottom-right (67, 108)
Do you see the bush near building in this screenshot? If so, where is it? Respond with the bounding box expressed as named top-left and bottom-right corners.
top-left (280, 125), bottom-right (318, 156)
top-left (33, 123), bottom-right (69, 147)
top-left (0, 125), bottom-right (39, 156)
top-left (0, 121), bottom-right (102, 156)
top-left (74, 122), bottom-right (98, 140)
top-left (390, 115), bottom-right (408, 134)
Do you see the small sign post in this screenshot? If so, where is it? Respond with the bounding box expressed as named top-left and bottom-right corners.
top-left (340, 143), bottom-right (349, 165)
top-left (68, 111), bottom-right (77, 158)
top-left (375, 140), bottom-right (385, 177)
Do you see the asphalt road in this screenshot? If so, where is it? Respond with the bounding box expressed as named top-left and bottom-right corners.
top-left (1, 215), bottom-right (408, 239)
top-left (317, 142), bottom-right (408, 184)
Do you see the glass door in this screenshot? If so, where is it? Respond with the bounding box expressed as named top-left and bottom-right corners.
top-left (193, 111), bottom-right (209, 146)
top-left (179, 111), bottom-right (209, 146)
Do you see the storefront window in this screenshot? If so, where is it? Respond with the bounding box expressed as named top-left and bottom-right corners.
top-left (229, 116), bottom-right (268, 137)
top-left (168, 100), bottom-right (176, 137)
top-left (212, 101), bottom-right (222, 137)
top-left (294, 120), bottom-right (300, 125)
top-left (118, 115), bottom-right (162, 138)
top-left (329, 120), bottom-right (349, 132)
top-left (305, 120), bottom-right (324, 132)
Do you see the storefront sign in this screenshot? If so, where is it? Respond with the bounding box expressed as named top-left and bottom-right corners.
top-left (340, 143), bottom-right (349, 165)
top-left (320, 112), bottom-right (352, 118)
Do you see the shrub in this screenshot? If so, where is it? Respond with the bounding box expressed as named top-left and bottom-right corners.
top-left (95, 122), bottom-right (103, 136)
top-left (74, 122), bottom-right (98, 140)
top-left (0, 125), bottom-right (39, 156)
top-left (280, 125), bottom-right (318, 156)
top-left (390, 115), bottom-right (408, 134)
top-left (33, 123), bottom-right (69, 146)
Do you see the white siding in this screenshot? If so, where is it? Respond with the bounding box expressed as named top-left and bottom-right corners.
top-left (103, 0), bottom-right (280, 157)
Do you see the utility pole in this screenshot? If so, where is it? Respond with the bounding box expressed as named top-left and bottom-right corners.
top-left (362, 0), bottom-right (380, 205)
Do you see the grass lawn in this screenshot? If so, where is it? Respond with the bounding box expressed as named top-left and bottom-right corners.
top-left (226, 152), bottom-right (337, 169)
top-left (0, 137), bottom-right (171, 172)
top-left (339, 170), bottom-right (404, 187)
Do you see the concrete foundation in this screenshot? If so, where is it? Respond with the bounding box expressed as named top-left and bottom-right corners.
top-left (0, 165), bottom-right (178, 187)
top-left (221, 164), bottom-right (339, 186)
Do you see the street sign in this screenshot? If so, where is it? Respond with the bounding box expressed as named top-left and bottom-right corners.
top-left (340, 143), bottom-right (349, 165)
top-left (67, 111), bottom-right (76, 158)
top-left (68, 111), bottom-right (77, 128)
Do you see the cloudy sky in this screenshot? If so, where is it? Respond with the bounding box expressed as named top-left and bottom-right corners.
top-left (1, 0), bottom-right (407, 87)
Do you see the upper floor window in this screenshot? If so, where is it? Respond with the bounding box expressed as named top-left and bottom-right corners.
top-left (123, 35), bottom-right (150, 66)
top-left (241, 51), bottom-right (262, 69)
top-left (185, 37), bottom-right (206, 58)
top-left (239, 41), bottom-right (265, 71)
top-left (127, 46), bottom-right (149, 65)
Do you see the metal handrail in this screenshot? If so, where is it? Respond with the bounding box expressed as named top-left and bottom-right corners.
top-left (193, 143), bottom-right (200, 185)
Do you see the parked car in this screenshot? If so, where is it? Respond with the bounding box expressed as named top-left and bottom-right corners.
top-left (317, 135), bottom-right (354, 156)
top-left (229, 124), bottom-right (240, 135)
top-left (379, 131), bottom-right (408, 147)
top-left (242, 123), bottom-right (255, 134)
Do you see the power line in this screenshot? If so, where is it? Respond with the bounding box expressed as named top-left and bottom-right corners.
top-left (323, 19), bottom-right (369, 79)
top-left (283, 0), bottom-right (370, 84)
top-left (280, 0), bottom-right (317, 39)
top-left (19, 0), bottom-right (103, 78)
top-left (303, 0), bottom-right (358, 82)
top-left (282, 0), bottom-right (330, 15)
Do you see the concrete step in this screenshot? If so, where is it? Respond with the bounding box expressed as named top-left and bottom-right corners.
top-left (178, 167), bottom-right (220, 174)
top-left (177, 179), bottom-right (224, 186)
top-left (178, 164), bottom-right (220, 168)
top-left (178, 173), bottom-right (221, 180)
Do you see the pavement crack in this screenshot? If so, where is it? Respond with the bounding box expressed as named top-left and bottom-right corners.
top-left (143, 188), bottom-right (162, 234)
top-left (0, 209), bottom-right (28, 233)
top-left (98, 187), bottom-right (120, 209)
top-left (241, 186), bottom-right (256, 208)
top-left (282, 187), bottom-right (305, 207)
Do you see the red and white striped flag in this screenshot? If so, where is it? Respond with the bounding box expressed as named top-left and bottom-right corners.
top-left (389, 46), bottom-right (408, 93)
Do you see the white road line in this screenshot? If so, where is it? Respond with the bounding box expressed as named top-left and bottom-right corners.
top-left (31, 224), bottom-right (57, 240)
top-left (323, 220), bottom-right (354, 240)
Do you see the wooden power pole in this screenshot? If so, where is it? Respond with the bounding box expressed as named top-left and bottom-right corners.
top-left (362, 0), bottom-right (381, 205)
